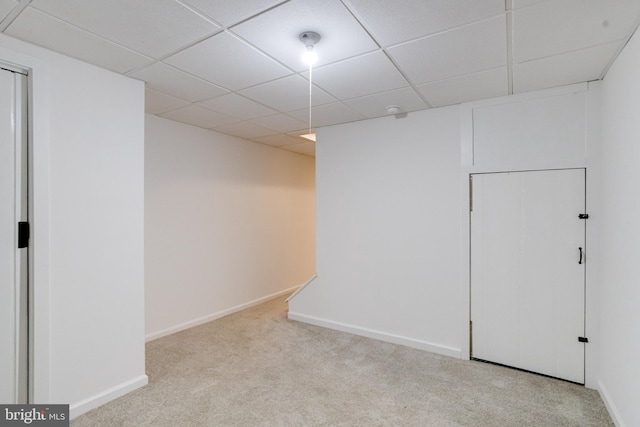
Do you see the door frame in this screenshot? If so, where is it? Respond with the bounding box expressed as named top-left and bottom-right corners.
top-left (458, 84), bottom-right (602, 389)
top-left (0, 49), bottom-right (52, 403)
top-left (0, 63), bottom-right (30, 403)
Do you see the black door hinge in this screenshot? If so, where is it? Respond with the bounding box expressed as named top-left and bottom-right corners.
top-left (578, 336), bottom-right (589, 343)
top-left (579, 214), bottom-right (589, 219)
top-left (18, 221), bottom-right (29, 248)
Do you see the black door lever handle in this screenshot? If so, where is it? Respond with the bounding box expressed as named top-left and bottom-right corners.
top-left (578, 247), bottom-right (583, 264)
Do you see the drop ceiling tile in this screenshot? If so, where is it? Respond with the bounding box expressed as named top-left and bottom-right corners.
top-left (309, 51), bottom-right (409, 99)
top-left (213, 121), bottom-right (278, 140)
top-left (239, 75), bottom-right (335, 112)
top-left (179, 0), bottom-right (286, 27)
top-left (288, 102), bottom-right (365, 128)
top-left (0, 0), bottom-right (17, 21)
top-left (128, 62), bottom-right (228, 102)
top-left (280, 142), bottom-right (315, 157)
top-left (513, 41), bottom-right (622, 93)
top-left (511, 0), bottom-right (550, 9)
top-left (344, 87), bottom-right (428, 118)
top-left (345, 0), bottom-right (505, 47)
top-left (417, 67), bottom-right (508, 107)
top-left (387, 15), bottom-right (507, 85)
top-left (5, 7), bottom-right (153, 73)
top-left (29, 0), bottom-right (220, 58)
top-left (513, 0), bottom-right (640, 63)
top-left (253, 134), bottom-right (307, 147)
top-left (197, 93), bottom-right (277, 120)
top-left (251, 114), bottom-right (308, 133)
top-left (165, 31), bottom-right (291, 90)
top-left (232, 0), bottom-right (377, 71)
top-left (145, 88), bottom-right (191, 115)
top-left (159, 104), bottom-right (239, 129)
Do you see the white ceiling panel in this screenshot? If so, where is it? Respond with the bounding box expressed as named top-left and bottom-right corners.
top-left (129, 62), bottom-right (228, 102)
top-left (0, 0), bottom-right (17, 22)
top-left (513, 0), bottom-right (640, 63)
top-left (159, 104), bottom-right (239, 129)
top-left (239, 75), bottom-right (335, 112)
top-left (310, 51), bottom-right (409, 99)
top-left (232, 0), bottom-right (378, 71)
top-left (2, 0), bottom-right (637, 145)
top-left (280, 141), bottom-right (315, 156)
top-left (213, 121), bottom-right (278, 140)
top-left (289, 102), bottom-right (365, 128)
top-left (344, 87), bottom-right (428, 118)
top-left (388, 15), bottom-right (507, 85)
top-left (513, 41), bottom-right (622, 93)
top-left (198, 93), bottom-right (277, 119)
top-left (6, 7), bottom-right (153, 73)
top-left (179, 0), bottom-right (287, 27)
top-left (345, 0), bottom-right (505, 47)
top-left (251, 113), bottom-right (308, 133)
top-left (511, 0), bottom-right (550, 9)
top-left (417, 67), bottom-right (508, 107)
top-left (253, 134), bottom-right (308, 147)
top-left (165, 31), bottom-right (291, 90)
top-left (29, 0), bottom-right (220, 59)
top-left (145, 88), bottom-right (191, 115)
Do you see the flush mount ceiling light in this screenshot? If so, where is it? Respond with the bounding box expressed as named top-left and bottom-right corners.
top-left (299, 31), bottom-right (321, 65)
top-left (386, 105), bottom-right (401, 115)
top-left (386, 104), bottom-right (408, 119)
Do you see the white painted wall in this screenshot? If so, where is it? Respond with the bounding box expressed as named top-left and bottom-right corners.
top-left (289, 106), bottom-right (464, 356)
top-left (145, 115), bottom-right (315, 340)
top-left (290, 84), bottom-right (602, 377)
top-left (0, 34), bottom-right (146, 417)
top-left (598, 27), bottom-right (640, 427)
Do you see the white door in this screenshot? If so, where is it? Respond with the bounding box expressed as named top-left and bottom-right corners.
top-left (470, 169), bottom-right (586, 383)
top-left (0, 66), bottom-right (29, 403)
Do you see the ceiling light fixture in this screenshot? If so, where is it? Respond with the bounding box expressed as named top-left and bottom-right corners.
top-left (386, 105), bottom-right (401, 115)
top-left (299, 31), bottom-right (321, 65)
top-left (386, 104), bottom-right (407, 119)
top-left (299, 31), bottom-right (321, 142)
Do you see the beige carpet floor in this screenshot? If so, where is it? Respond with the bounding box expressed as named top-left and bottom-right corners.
top-left (71, 295), bottom-right (613, 426)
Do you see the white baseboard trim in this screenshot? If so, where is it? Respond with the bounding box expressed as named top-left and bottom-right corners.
top-left (146, 285), bottom-right (300, 342)
top-left (286, 274), bottom-right (317, 302)
top-left (598, 380), bottom-right (625, 427)
top-left (70, 374), bottom-right (148, 419)
top-left (288, 312), bottom-right (462, 359)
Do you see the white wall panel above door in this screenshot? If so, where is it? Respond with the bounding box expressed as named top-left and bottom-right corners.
top-left (472, 91), bottom-right (586, 169)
